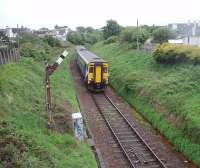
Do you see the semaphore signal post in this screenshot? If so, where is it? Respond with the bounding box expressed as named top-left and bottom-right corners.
top-left (45, 50), bottom-right (68, 132)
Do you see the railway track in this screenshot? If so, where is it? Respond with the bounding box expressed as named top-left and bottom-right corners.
top-left (92, 93), bottom-right (168, 168)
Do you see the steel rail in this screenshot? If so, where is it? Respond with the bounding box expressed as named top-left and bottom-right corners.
top-left (91, 94), bottom-right (136, 168)
top-left (104, 94), bottom-right (167, 168)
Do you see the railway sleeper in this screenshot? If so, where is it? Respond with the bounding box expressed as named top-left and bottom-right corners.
top-left (117, 133), bottom-right (139, 138)
top-left (136, 164), bottom-right (162, 168)
top-left (128, 151), bottom-right (160, 166)
top-left (120, 139), bottom-right (142, 143)
top-left (111, 121), bottom-right (129, 125)
top-left (124, 145), bottom-right (155, 157)
top-left (112, 127), bottom-right (132, 132)
top-left (115, 131), bottom-right (134, 135)
top-left (129, 152), bottom-right (158, 166)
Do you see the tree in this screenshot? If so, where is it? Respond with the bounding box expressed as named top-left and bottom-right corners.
top-left (120, 27), bottom-right (149, 45)
top-left (67, 31), bottom-right (84, 45)
top-left (152, 27), bottom-right (176, 43)
top-left (76, 26), bottom-right (86, 33)
top-left (103, 20), bottom-right (121, 39)
top-left (67, 27), bottom-right (103, 45)
top-left (141, 25), bottom-right (161, 34)
top-left (85, 27), bottom-right (95, 33)
top-left (43, 35), bottom-right (61, 47)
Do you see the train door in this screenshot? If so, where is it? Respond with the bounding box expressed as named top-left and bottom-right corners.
top-left (95, 65), bottom-right (102, 83)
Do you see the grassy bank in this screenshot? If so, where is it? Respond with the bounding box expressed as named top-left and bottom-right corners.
top-left (0, 40), bottom-right (97, 167)
top-left (92, 42), bottom-right (200, 166)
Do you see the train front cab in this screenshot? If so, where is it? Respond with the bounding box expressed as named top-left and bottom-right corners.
top-left (87, 62), bottom-right (108, 91)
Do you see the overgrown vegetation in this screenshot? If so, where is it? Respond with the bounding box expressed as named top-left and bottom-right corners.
top-left (119, 27), bottom-right (149, 48)
top-left (103, 36), bottom-right (118, 44)
top-left (92, 42), bottom-right (200, 166)
top-left (0, 35), bottom-right (97, 167)
top-left (43, 35), bottom-right (61, 47)
top-left (103, 20), bottom-right (121, 39)
top-left (153, 43), bottom-right (200, 64)
top-left (152, 27), bottom-right (176, 43)
top-left (67, 21), bottom-right (175, 50)
top-left (20, 33), bottom-right (63, 61)
top-left (67, 27), bottom-right (103, 46)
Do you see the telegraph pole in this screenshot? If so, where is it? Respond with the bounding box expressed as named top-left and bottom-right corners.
top-left (136, 19), bottom-right (139, 50)
top-left (45, 50), bottom-right (68, 131)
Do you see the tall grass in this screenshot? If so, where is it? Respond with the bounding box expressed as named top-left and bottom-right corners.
top-left (0, 46), bottom-right (97, 167)
top-left (92, 42), bottom-right (200, 166)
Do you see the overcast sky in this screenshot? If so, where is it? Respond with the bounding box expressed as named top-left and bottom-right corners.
top-left (1, 0), bottom-right (200, 30)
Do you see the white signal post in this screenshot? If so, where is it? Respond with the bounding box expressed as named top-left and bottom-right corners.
top-left (45, 49), bottom-right (68, 132)
top-left (56, 50), bottom-right (68, 65)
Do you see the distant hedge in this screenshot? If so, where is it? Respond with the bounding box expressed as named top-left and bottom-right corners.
top-left (153, 43), bottom-right (200, 64)
top-left (103, 36), bottom-right (118, 44)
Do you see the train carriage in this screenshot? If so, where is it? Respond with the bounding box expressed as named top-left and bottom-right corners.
top-left (76, 46), bottom-right (109, 91)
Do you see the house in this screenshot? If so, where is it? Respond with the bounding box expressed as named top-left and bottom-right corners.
top-left (34, 26), bottom-right (68, 40)
top-left (182, 36), bottom-right (200, 47)
top-left (5, 27), bottom-right (17, 38)
top-left (34, 27), bottom-right (49, 38)
top-left (53, 25), bottom-right (69, 41)
top-left (168, 21), bottom-right (200, 37)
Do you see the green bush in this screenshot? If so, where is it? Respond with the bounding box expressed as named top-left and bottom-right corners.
top-left (104, 36), bottom-right (118, 44)
top-left (120, 27), bottom-right (149, 48)
top-left (153, 43), bottom-right (200, 64)
top-left (152, 27), bottom-right (176, 43)
top-left (84, 32), bottom-right (103, 44)
top-left (67, 28), bottom-right (103, 45)
top-left (19, 32), bottom-right (40, 44)
top-left (43, 35), bottom-right (61, 47)
top-left (20, 42), bottom-right (48, 61)
top-left (67, 31), bottom-right (84, 45)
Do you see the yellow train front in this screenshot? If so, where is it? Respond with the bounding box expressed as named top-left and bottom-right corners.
top-left (76, 46), bottom-right (109, 91)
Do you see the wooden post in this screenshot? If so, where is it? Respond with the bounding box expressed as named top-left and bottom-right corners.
top-left (13, 49), bottom-right (16, 62)
top-left (9, 49), bottom-right (12, 62)
top-left (6, 48), bottom-right (8, 63)
top-left (0, 51), bottom-right (3, 65)
top-left (2, 49), bottom-right (5, 64)
top-left (17, 48), bottom-right (20, 60)
top-left (45, 61), bottom-right (54, 131)
top-left (11, 48), bottom-right (14, 62)
top-left (44, 50), bottom-right (68, 132)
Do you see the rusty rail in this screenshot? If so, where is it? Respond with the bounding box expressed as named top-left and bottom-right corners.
top-left (92, 93), bottom-right (167, 168)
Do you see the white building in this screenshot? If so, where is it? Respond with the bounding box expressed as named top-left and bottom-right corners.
top-left (53, 26), bottom-right (69, 41)
top-left (168, 37), bottom-right (200, 47)
top-left (182, 36), bottom-right (200, 47)
top-left (5, 27), bottom-right (17, 38)
top-left (168, 39), bottom-right (184, 44)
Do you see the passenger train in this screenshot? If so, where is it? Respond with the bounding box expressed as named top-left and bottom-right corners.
top-left (76, 46), bottom-right (109, 91)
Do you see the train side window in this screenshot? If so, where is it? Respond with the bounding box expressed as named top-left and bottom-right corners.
top-left (103, 67), bottom-right (108, 73)
top-left (89, 67), bottom-right (94, 73)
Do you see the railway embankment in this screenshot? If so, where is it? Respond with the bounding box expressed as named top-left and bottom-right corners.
top-left (92, 42), bottom-right (200, 167)
top-left (0, 36), bottom-right (97, 167)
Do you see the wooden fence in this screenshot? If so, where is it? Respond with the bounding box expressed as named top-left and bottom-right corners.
top-left (0, 47), bottom-right (20, 65)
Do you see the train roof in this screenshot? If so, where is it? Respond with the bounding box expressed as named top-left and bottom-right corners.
top-left (76, 46), bottom-right (106, 64)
